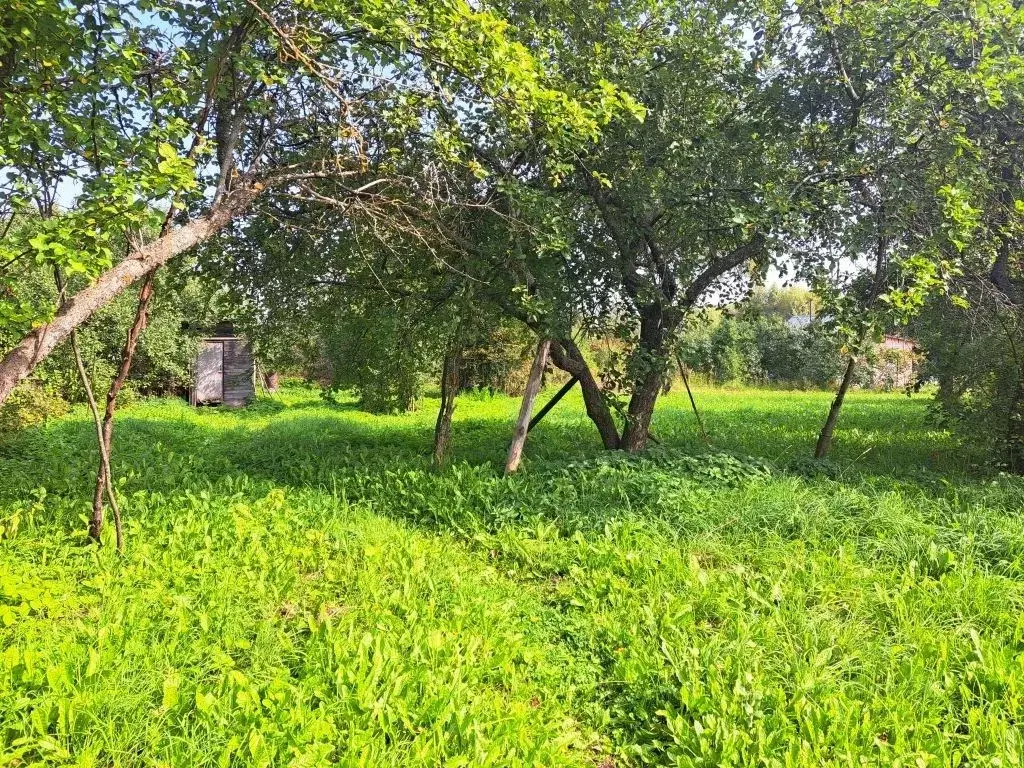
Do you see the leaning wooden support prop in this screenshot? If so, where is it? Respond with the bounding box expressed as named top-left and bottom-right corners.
top-left (528, 376), bottom-right (578, 433)
top-left (675, 356), bottom-right (709, 443)
top-left (505, 339), bottom-right (551, 474)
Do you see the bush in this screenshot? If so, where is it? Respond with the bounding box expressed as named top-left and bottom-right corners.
top-left (0, 220), bottom-right (212, 409)
top-left (676, 312), bottom-right (879, 389)
top-left (915, 286), bottom-right (1024, 470)
top-left (458, 321), bottom-right (535, 396)
top-left (872, 347), bottom-right (917, 391)
top-left (0, 383), bottom-right (70, 435)
top-left (797, 331), bottom-right (854, 389)
top-left (319, 309), bottom-right (435, 413)
top-left (710, 317), bottom-right (760, 384)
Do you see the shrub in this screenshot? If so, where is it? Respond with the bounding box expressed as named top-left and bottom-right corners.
top-left (872, 347), bottom-right (917, 391)
top-left (915, 285), bottom-right (1024, 470)
top-left (0, 383), bottom-right (70, 435)
top-left (320, 310), bottom-right (435, 413)
top-left (458, 321), bottom-right (535, 396)
top-left (675, 312), bottom-right (882, 390)
top-left (709, 317), bottom-right (760, 384)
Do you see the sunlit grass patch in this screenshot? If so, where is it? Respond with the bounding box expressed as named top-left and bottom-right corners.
top-left (1, 385), bottom-right (1022, 766)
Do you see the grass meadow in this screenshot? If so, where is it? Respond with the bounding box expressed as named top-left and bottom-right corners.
top-left (1, 384), bottom-right (1023, 767)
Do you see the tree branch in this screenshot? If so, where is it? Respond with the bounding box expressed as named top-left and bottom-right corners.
top-left (682, 233), bottom-right (766, 307)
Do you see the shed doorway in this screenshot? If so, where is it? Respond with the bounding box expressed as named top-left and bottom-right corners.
top-left (194, 341), bottom-right (224, 403)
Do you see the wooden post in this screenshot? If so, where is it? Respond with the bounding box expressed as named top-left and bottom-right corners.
top-left (528, 376), bottom-right (578, 432)
top-left (675, 356), bottom-right (709, 443)
top-left (505, 338), bottom-right (550, 475)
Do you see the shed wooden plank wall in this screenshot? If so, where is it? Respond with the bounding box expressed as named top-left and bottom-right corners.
top-left (222, 338), bottom-right (255, 406)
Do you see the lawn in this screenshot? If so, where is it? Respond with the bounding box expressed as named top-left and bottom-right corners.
top-left (1, 385), bottom-right (1023, 767)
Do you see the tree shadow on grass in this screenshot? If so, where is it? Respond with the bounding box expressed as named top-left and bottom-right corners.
top-left (206, 396), bottom-right (362, 420)
top-left (653, 395), bottom-right (968, 476)
top-left (0, 390), bottom-right (974, 515)
top-left (6, 392), bottom-right (1024, 591)
top-left (4, 391), bottom-right (1020, 768)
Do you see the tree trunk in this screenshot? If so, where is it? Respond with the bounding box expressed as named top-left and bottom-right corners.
top-left (621, 367), bottom-right (662, 452)
top-left (620, 308), bottom-right (670, 452)
top-left (505, 338), bottom-right (550, 474)
top-left (0, 185), bottom-right (261, 406)
top-left (89, 273), bottom-right (156, 540)
top-left (78, 333), bottom-right (123, 551)
top-left (54, 268), bottom-right (123, 549)
top-left (89, 467), bottom-right (106, 542)
top-left (815, 356), bottom-right (857, 459)
top-left (548, 337), bottom-right (620, 449)
top-left (432, 348), bottom-right (461, 467)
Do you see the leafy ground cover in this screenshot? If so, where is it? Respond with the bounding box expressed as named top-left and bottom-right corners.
top-left (1, 385), bottom-right (1023, 767)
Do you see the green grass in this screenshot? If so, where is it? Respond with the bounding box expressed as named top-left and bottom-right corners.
top-left (1, 384), bottom-right (1023, 766)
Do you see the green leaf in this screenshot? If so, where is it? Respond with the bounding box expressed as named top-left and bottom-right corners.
top-left (195, 689), bottom-right (216, 714)
top-left (163, 671), bottom-right (181, 709)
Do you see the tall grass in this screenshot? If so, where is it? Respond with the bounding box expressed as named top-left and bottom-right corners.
top-left (1, 385), bottom-right (1022, 766)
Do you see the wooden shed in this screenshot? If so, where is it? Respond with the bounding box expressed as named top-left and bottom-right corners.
top-left (872, 333), bottom-right (918, 390)
top-left (190, 322), bottom-right (255, 407)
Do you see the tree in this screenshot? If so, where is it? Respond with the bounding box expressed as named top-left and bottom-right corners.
top-left (742, 285), bottom-right (818, 321)
top-left (778, 0), bottom-right (1024, 458)
top-left (1, 0), bottom-right (643, 543)
top-left (471, 0), bottom-right (810, 450)
top-left (0, 0), bottom-right (634, 403)
top-left (897, 0), bottom-right (1024, 470)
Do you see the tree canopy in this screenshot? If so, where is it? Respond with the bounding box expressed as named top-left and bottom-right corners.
top-left (0, 0), bottom-right (638, 400)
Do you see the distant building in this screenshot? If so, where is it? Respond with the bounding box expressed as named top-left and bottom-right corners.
top-left (873, 333), bottom-right (918, 389)
top-left (786, 314), bottom-right (815, 331)
top-left (190, 322), bottom-right (255, 407)
top-left (880, 333), bottom-right (915, 353)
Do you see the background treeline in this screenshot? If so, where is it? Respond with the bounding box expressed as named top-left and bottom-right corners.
top-left (0, 248), bottom-right (1007, 473)
top-left (0, 269), bottom-right (876, 427)
top-left (676, 313), bottom-right (865, 390)
top-left (284, 284), bottom-right (916, 412)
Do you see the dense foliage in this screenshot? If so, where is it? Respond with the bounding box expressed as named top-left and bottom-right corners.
top-left (312, 313), bottom-right (535, 413)
top-left (3, 1), bottom-right (1024, 762)
top-left (670, 288), bottom-right (879, 389)
top-left (0, 0), bottom-right (636, 404)
top-left (915, 281), bottom-right (1024, 471)
top-left (676, 314), bottom-right (861, 389)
